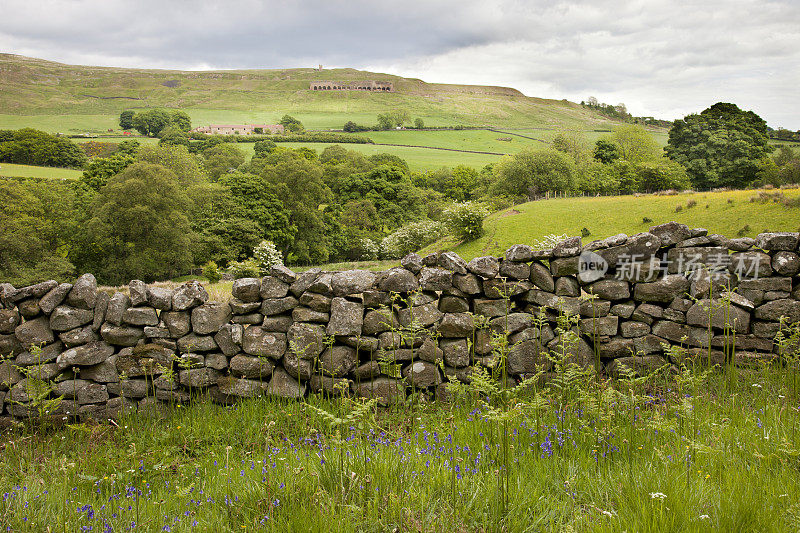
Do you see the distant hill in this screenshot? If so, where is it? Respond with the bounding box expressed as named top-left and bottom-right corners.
top-left (0, 53), bottom-right (632, 131)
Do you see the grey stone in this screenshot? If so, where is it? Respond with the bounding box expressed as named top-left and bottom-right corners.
top-left (291, 307), bottom-right (328, 323)
top-left (355, 377), bottom-right (404, 404)
top-left (92, 292), bottom-right (109, 332)
top-left (397, 302), bottom-right (442, 328)
top-left (467, 256), bottom-right (500, 279)
top-left (146, 287), bottom-right (173, 310)
top-left (15, 316), bottom-right (54, 347)
top-left (261, 315), bottom-right (294, 332)
top-left (453, 273), bottom-right (482, 295)
top-left (633, 334), bottom-right (668, 354)
top-left (438, 252), bottom-right (468, 274)
top-left (490, 313), bottom-right (534, 335)
top-left (754, 299), bottom-right (800, 322)
top-left (728, 237), bottom-right (755, 252)
top-left (688, 269), bottom-right (736, 299)
top-left (320, 345), bottom-right (358, 376)
top-left (631, 303), bottom-right (663, 324)
top-left (50, 305), bottom-right (94, 331)
top-left (122, 306), bottom-right (159, 327)
top-left (363, 291), bottom-right (392, 308)
top-left (308, 273), bottom-right (334, 295)
top-left (401, 253), bottom-right (424, 273)
top-left (242, 327), bottom-right (287, 359)
top-left (587, 279), bottom-right (630, 301)
top-left (597, 337), bottom-right (636, 359)
top-left (269, 264), bottom-right (297, 284)
top-left (283, 351), bottom-right (313, 380)
top-left (309, 375), bottom-right (351, 396)
top-left (232, 313), bottom-right (263, 325)
top-left (508, 338), bottom-right (549, 374)
top-left (580, 299), bottom-right (611, 317)
top-left (176, 333), bottom-right (217, 353)
top-left (474, 298), bottom-right (507, 318)
top-left (66, 274), bottom-right (97, 309)
top-left (0, 309), bottom-right (20, 334)
top-left (422, 253), bottom-right (439, 266)
top-left (55, 380), bottom-right (109, 405)
top-left (172, 281), bottom-right (209, 311)
top-left (552, 236), bottom-right (582, 257)
top-left (772, 251), bottom-right (800, 276)
top-left (214, 324), bottom-right (243, 356)
top-left (100, 324), bottom-right (144, 347)
top-left (17, 298), bottom-right (40, 319)
top-left (9, 378), bottom-right (52, 403)
top-left (441, 338), bottom-right (470, 367)
top-left (290, 268), bottom-right (322, 297)
top-left (179, 368), bottom-right (221, 388)
top-left (755, 232), bottom-right (799, 251)
top-left (287, 322), bottom-right (326, 358)
top-left (0, 361), bottom-right (23, 390)
top-left (56, 341), bottom-right (114, 371)
top-left (105, 292), bottom-right (130, 326)
top-left (340, 335), bottom-right (379, 352)
top-left (217, 376), bottom-right (267, 398)
top-left (633, 275), bottom-right (691, 303)
top-left (327, 298), bottom-right (363, 336)
top-left (232, 278), bottom-right (261, 302)
top-left (677, 236), bottom-right (714, 248)
top-left (402, 361), bottom-right (442, 388)
top-left (549, 256), bottom-right (580, 276)
top-left (438, 313), bottom-right (474, 337)
top-left (115, 344), bottom-right (173, 377)
top-left (500, 260), bottom-right (531, 280)
top-left (8, 280), bottom-right (57, 303)
top-left (505, 244), bottom-right (534, 262)
top-left (523, 290), bottom-right (580, 315)
top-left (191, 302), bottom-right (231, 334)
top-left (267, 367), bottom-right (306, 399)
top-left (39, 283), bottom-right (72, 315)
top-left (261, 296), bottom-right (299, 316)
top-left (686, 299), bottom-right (750, 333)
top-left (620, 321), bottom-right (651, 338)
top-left (229, 354), bottom-right (274, 379)
top-left (15, 341), bottom-right (63, 366)
top-left (354, 360), bottom-right (382, 380)
top-left (80, 358), bottom-right (119, 383)
top-left (299, 292), bottom-right (332, 312)
top-left (128, 280), bottom-right (148, 306)
top-left (58, 326), bottom-right (98, 347)
top-left (584, 233), bottom-right (628, 251)
top-left (555, 276), bottom-right (580, 297)
top-left (439, 296), bottom-right (469, 313)
top-left (651, 321), bottom-right (709, 347)
top-left (161, 311), bottom-right (191, 337)
top-left (729, 251), bottom-right (773, 278)
top-left (579, 315), bottom-right (619, 336)
top-left (419, 268), bottom-right (453, 291)
top-left (483, 278), bottom-right (532, 298)
top-left (261, 276), bottom-right (290, 299)
top-left (23, 363), bottom-right (60, 381)
top-left (649, 221), bottom-right (691, 247)
top-left (377, 268), bottom-right (419, 293)
top-left (363, 308), bottom-right (396, 335)
top-left (597, 233), bottom-right (660, 268)
top-left (229, 298), bottom-right (262, 314)
top-left (529, 262), bottom-right (555, 292)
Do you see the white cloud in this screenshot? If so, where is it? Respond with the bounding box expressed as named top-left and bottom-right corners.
top-left (1, 0), bottom-right (798, 127)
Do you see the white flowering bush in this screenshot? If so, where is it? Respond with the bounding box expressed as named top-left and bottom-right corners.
top-left (228, 259), bottom-right (261, 279)
top-left (359, 238), bottom-right (380, 261)
top-left (253, 240), bottom-right (283, 274)
top-left (533, 233), bottom-right (569, 249)
top-left (441, 202), bottom-right (489, 242)
top-left (380, 221), bottom-right (447, 259)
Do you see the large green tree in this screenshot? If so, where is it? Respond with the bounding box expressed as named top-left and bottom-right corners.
top-left (490, 149), bottom-right (576, 200)
top-left (84, 162), bottom-right (194, 283)
top-left (203, 143), bottom-right (245, 180)
top-left (0, 128), bottom-right (87, 168)
top-left (665, 102), bottom-right (773, 189)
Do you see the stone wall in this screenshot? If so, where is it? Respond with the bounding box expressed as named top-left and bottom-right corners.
top-left (1, 222), bottom-right (800, 421)
top-left (309, 81), bottom-right (393, 92)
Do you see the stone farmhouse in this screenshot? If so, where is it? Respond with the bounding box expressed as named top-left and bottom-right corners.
top-left (310, 81), bottom-right (393, 92)
top-left (191, 124), bottom-right (285, 135)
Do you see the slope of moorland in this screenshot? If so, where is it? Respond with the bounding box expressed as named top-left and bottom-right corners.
top-left (427, 188), bottom-right (800, 260)
top-left (0, 53), bottom-right (630, 132)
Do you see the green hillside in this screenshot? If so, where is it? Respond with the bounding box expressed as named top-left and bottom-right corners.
top-left (427, 188), bottom-right (800, 260)
top-left (0, 53), bottom-right (629, 132)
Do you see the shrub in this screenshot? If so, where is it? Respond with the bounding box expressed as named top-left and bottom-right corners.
top-left (675, 204), bottom-right (683, 212)
top-left (228, 259), bottom-right (261, 279)
top-left (581, 227), bottom-right (591, 238)
top-left (441, 202), bottom-right (489, 242)
top-left (686, 199), bottom-right (697, 209)
top-left (380, 221), bottom-right (447, 259)
top-left (203, 261), bottom-right (221, 283)
top-left (359, 238), bottom-right (380, 261)
top-left (642, 217), bottom-right (653, 224)
top-left (737, 224), bottom-right (751, 237)
top-left (253, 240), bottom-right (283, 274)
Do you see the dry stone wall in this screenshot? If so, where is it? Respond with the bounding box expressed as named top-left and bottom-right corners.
top-left (1, 222), bottom-right (800, 421)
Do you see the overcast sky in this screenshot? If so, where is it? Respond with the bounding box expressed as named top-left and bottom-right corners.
top-left (2, 0), bottom-right (798, 128)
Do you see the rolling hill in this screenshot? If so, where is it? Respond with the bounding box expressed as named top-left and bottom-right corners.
top-left (0, 53), bottom-right (634, 133)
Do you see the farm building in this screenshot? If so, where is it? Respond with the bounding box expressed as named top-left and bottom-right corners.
top-left (191, 124), bottom-right (285, 135)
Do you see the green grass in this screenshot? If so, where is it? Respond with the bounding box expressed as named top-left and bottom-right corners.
top-left (2, 353), bottom-right (800, 531)
top-left (0, 162), bottom-right (82, 180)
top-left (430, 188), bottom-right (800, 259)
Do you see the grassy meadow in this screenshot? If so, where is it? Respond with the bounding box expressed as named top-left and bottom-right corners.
top-left (0, 162), bottom-right (83, 180)
top-left (430, 188), bottom-right (800, 260)
top-left (2, 342), bottom-right (800, 531)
